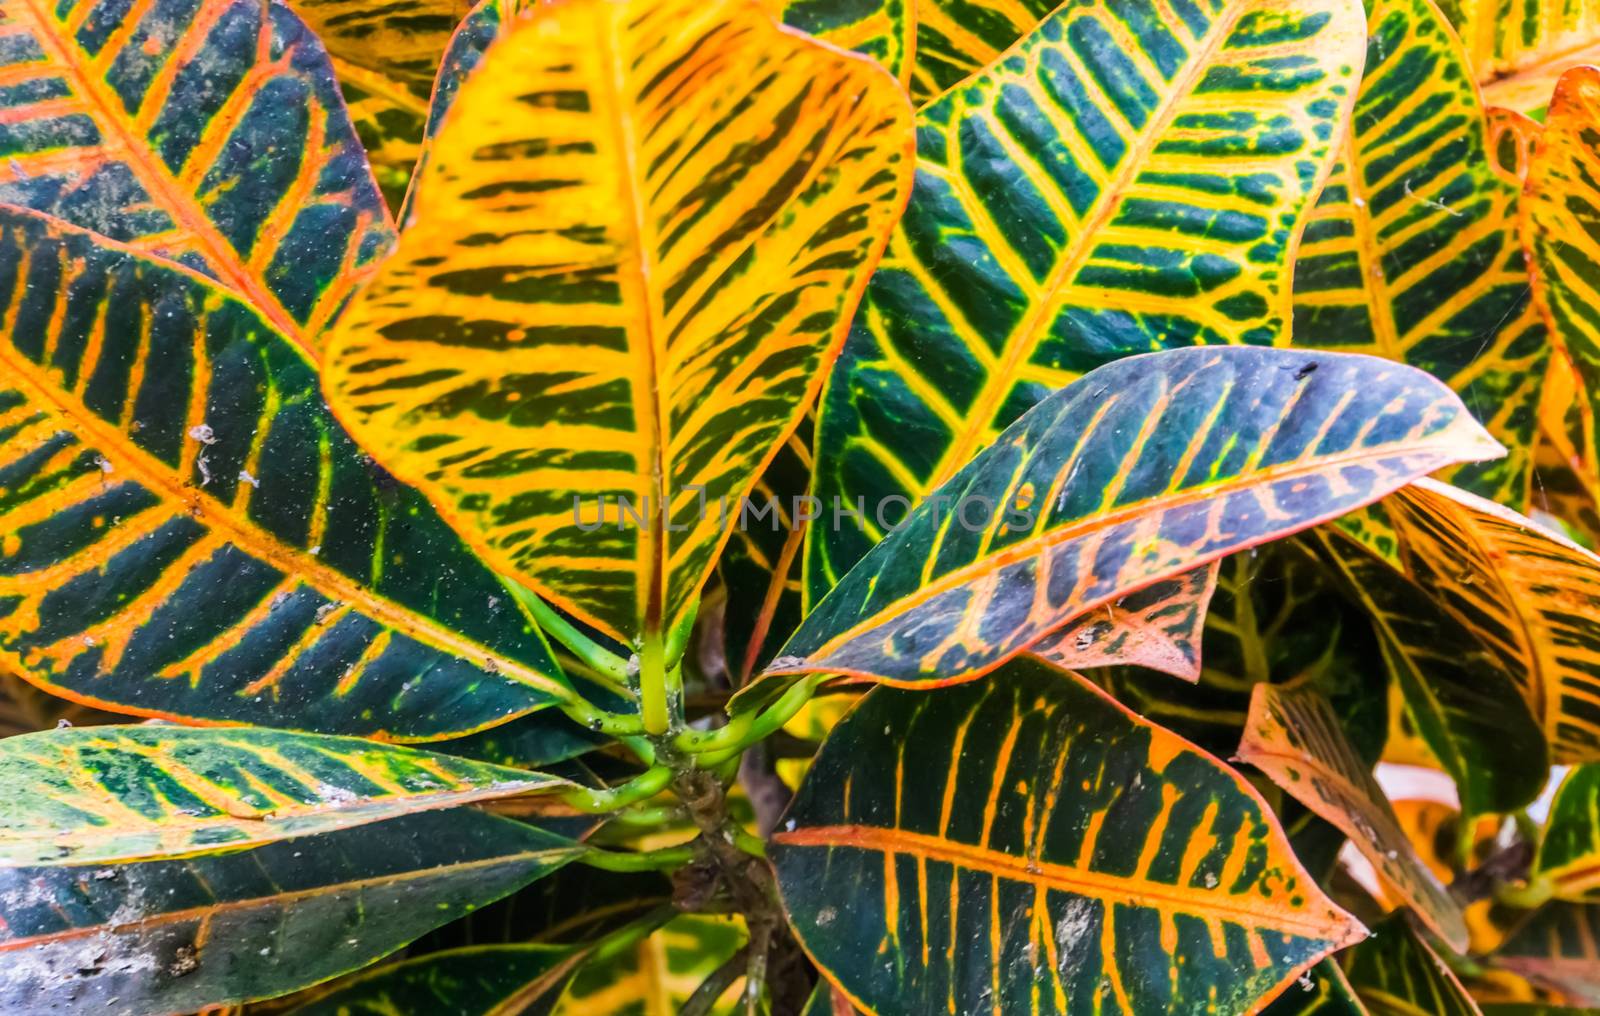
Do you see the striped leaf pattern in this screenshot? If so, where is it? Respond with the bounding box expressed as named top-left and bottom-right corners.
top-left (1263, 960), bottom-right (1368, 1015)
top-left (770, 346), bottom-right (1503, 688)
top-left (551, 913), bottom-right (748, 1015)
top-left (0, 207), bottom-right (568, 738)
top-left (1314, 530), bottom-right (1548, 815)
top-left (804, 0), bottom-right (1365, 604)
top-left (0, 808), bottom-right (579, 1015)
top-left (1290, 0), bottom-right (1547, 509)
top-left (1239, 683), bottom-right (1469, 951)
top-left (1497, 903), bottom-right (1600, 1005)
top-left (1450, 0), bottom-right (1600, 113)
top-left (0, 0), bottom-right (393, 358)
top-left (771, 659), bottom-right (1365, 1015)
top-left (287, 0), bottom-right (473, 211)
top-left (284, 943), bottom-right (579, 1016)
top-left (1533, 765), bottom-right (1600, 900)
top-left (1383, 478), bottom-right (1600, 762)
top-left (323, 0), bottom-right (915, 645)
top-left (0, 725), bottom-right (565, 866)
top-left (1344, 916), bottom-right (1483, 1016)
top-left (767, 0), bottom-right (914, 92)
top-left (1029, 563), bottom-right (1216, 682)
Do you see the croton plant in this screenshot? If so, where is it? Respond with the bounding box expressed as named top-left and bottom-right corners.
top-left (2, 0), bottom-right (1600, 1010)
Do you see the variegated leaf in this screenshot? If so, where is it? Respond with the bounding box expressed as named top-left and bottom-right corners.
top-left (323, 0), bottom-right (915, 649)
top-left (0, 0), bottom-right (393, 358)
top-left (1532, 765), bottom-right (1600, 901)
top-left (1344, 915), bottom-right (1482, 1016)
top-left (771, 658), bottom-right (1365, 1015)
top-left (1496, 903), bottom-right (1600, 1005)
top-left (0, 206), bottom-right (569, 738)
top-left (284, 943), bottom-right (580, 1015)
top-left (805, 0), bottom-right (1365, 605)
top-left (1448, 0), bottom-right (1600, 113)
top-left (0, 725), bottom-right (567, 866)
top-left (768, 346), bottom-right (1502, 688)
top-left (551, 913), bottom-right (748, 1015)
top-left (1030, 564), bottom-right (1216, 682)
top-left (1239, 683), bottom-right (1469, 951)
top-left (1290, 0), bottom-right (1546, 509)
top-left (1263, 960), bottom-right (1369, 1015)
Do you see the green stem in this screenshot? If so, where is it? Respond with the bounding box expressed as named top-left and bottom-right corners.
top-left (676, 676), bottom-right (822, 761)
top-left (1495, 876), bottom-right (1554, 910)
top-left (562, 765), bottom-right (673, 813)
top-left (505, 580), bottom-right (631, 685)
top-left (576, 843), bottom-right (695, 873)
top-left (640, 628), bottom-right (670, 735)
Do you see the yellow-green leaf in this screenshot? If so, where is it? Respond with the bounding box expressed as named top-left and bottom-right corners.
top-left (284, 943), bottom-right (581, 1015)
top-left (1496, 902), bottom-right (1600, 1006)
top-left (1290, 0), bottom-right (1547, 509)
top-left (1448, 0), bottom-right (1600, 113)
top-left (1532, 765), bottom-right (1600, 901)
top-left (0, 0), bottom-right (394, 359)
top-left (1239, 683), bottom-right (1469, 951)
top-left (771, 658), bottom-right (1365, 1015)
top-left (1344, 915), bottom-right (1482, 1015)
top-left (323, 0), bottom-right (915, 648)
top-left (0, 725), bottom-right (567, 866)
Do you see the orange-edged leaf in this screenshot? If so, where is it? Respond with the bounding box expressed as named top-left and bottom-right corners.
top-left (1381, 478), bottom-right (1600, 762)
top-left (1532, 765), bottom-right (1600, 901)
top-left (323, 0), bottom-right (915, 648)
top-left (0, 808), bottom-right (579, 1014)
top-left (1289, 0), bottom-right (1547, 511)
top-left (1030, 564), bottom-right (1217, 682)
top-left (1344, 915), bottom-right (1482, 1015)
top-left (1451, 0), bottom-right (1600, 114)
top-left (770, 658), bottom-right (1366, 1016)
top-left (0, 0), bottom-right (394, 359)
top-left (283, 943), bottom-right (581, 1015)
top-left (0, 725), bottom-right (568, 866)
top-left (0, 205), bottom-right (571, 738)
top-left (1496, 903), bottom-right (1600, 1005)
top-left (1262, 960), bottom-right (1369, 1015)
top-left (1239, 683), bottom-right (1469, 951)
top-left (1486, 106), bottom-right (1542, 184)
top-left (764, 346), bottom-right (1502, 689)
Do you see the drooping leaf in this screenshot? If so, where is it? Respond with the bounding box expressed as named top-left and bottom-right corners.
top-left (286, 0), bottom-right (474, 211)
top-left (1381, 478), bottom-right (1600, 762)
top-left (1496, 903), bottom-right (1600, 1005)
top-left (0, 808), bottom-right (579, 1014)
top-left (0, 0), bottom-right (393, 359)
top-left (0, 205), bottom-right (569, 737)
top-left (1262, 960), bottom-right (1369, 1016)
top-left (1291, 0), bottom-right (1546, 509)
top-left (550, 913), bottom-right (747, 1015)
top-left (1239, 683), bottom-right (1469, 951)
top-left (1344, 915), bottom-right (1482, 1016)
top-left (1532, 765), bottom-right (1600, 901)
top-left (1312, 530), bottom-right (1548, 816)
top-left (805, 0), bottom-right (1365, 606)
top-left (767, 346), bottom-right (1502, 688)
top-left (0, 725), bottom-right (568, 866)
top-left (323, 0), bottom-right (915, 648)
top-left (1447, 0), bottom-right (1600, 113)
top-left (284, 943), bottom-right (579, 1016)
top-left (1030, 564), bottom-right (1217, 682)
top-left (770, 658), bottom-right (1366, 1016)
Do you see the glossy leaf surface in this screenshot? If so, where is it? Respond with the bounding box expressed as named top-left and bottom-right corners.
top-left (324, 0), bottom-right (915, 646)
top-left (1030, 564), bottom-right (1216, 682)
top-left (1291, 0), bottom-right (1546, 508)
top-left (1496, 903), bottom-right (1600, 1006)
top-left (806, 0), bottom-right (1365, 603)
top-left (772, 346), bottom-right (1502, 687)
top-left (1315, 531), bottom-right (1547, 815)
top-left (771, 659), bottom-right (1365, 1015)
top-left (0, 206), bottom-right (567, 737)
top-left (1239, 683), bottom-right (1468, 950)
top-left (1384, 479), bottom-right (1600, 762)
top-left (1533, 765), bottom-right (1600, 900)
top-left (1344, 916), bottom-right (1482, 1016)
top-left (285, 943), bottom-right (577, 1016)
top-left (0, 808), bottom-right (579, 1014)
top-left (0, 0), bottom-right (393, 358)
top-left (0, 725), bottom-right (564, 866)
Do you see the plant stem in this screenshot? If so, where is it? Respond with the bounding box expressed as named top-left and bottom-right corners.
top-left (504, 579), bottom-right (632, 685)
top-left (681, 945), bottom-right (750, 1016)
top-left (562, 765), bottom-right (674, 813)
top-left (675, 675), bottom-right (823, 760)
top-left (640, 628), bottom-right (670, 734)
top-left (577, 843), bottom-right (696, 872)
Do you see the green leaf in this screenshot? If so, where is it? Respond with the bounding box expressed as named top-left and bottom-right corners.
top-left (768, 346), bottom-right (1502, 688)
top-left (0, 725), bottom-right (567, 866)
top-left (551, 913), bottom-right (748, 1015)
top-left (1496, 903), bottom-right (1600, 1006)
top-left (1262, 960), bottom-right (1368, 1015)
top-left (771, 658), bottom-right (1365, 1016)
top-left (805, 0), bottom-right (1365, 606)
top-left (803, 979), bottom-right (859, 1016)
top-left (1344, 915), bottom-right (1482, 1016)
top-left (1030, 564), bottom-right (1217, 682)
top-left (1239, 683), bottom-right (1469, 951)
top-left (1289, 0), bottom-right (1547, 509)
top-left (0, 0), bottom-right (394, 360)
top-left (417, 867), bottom-right (673, 951)
top-left (0, 206), bottom-right (570, 738)
top-left (284, 943), bottom-right (579, 1016)
top-left (1532, 765), bottom-right (1600, 901)
top-left (0, 808), bottom-right (579, 1014)
top-left (1312, 530), bottom-right (1547, 815)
